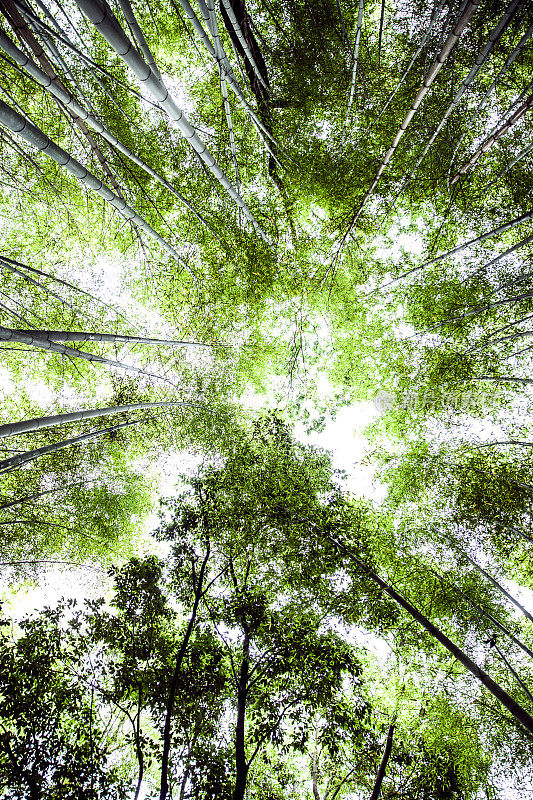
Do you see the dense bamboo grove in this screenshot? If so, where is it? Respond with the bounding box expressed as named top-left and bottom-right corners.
top-left (1, 0), bottom-right (533, 797)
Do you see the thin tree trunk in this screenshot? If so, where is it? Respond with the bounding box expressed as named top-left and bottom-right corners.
top-left (0, 300), bottom-right (29, 324)
top-left (462, 551), bottom-right (533, 625)
top-left (487, 327), bottom-right (533, 344)
top-left (342, 0), bottom-right (364, 135)
top-left (377, 0), bottom-right (385, 69)
top-left (493, 643), bottom-right (533, 705)
top-left (335, 0), bottom-right (347, 43)
top-left (369, 722), bottom-right (395, 800)
top-left (34, 14), bottom-right (98, 114)
top-left (0, 558), bottom-right (102, 569)
top-left (472, 377), bottom-right (533, 386)
top-left (381, 210), bottom-right (533, 294)
top-left (132, 722), bottom-right (144, 800)
top-left (178, 0), bottom-right (216, 56)
top-left (13, 0), bottom-right (159, 108)
top-left (430, 565), bottom-right (533, 662)
top-left (330, 536), bottom-right (533, 736)
top-left (206, 0), bottom-right (241, 193)
top-left (217, 0), bottom-right (281, 170)
top-left (510, 342), bottom-right (533, 357)
top-left (233, 632), bottom-right (250, 800)
top-left (177, 0), bottom-right (279, 156)
top-left (0, 115), bottom-right (78, 223)
top-left (0, 256), bottom-right (81, 316)
top-left (458, 228), bottom-right (533, 272)
top-left (159, 544), bottom-right (210, 800)
top-left (439, 288), bottom-right (533, 325)
top-left (488, 139), bottom-right (533, 189)
top-left (1, 0), bottom-right (59, 79)
top-left (472, 312), bottom-right (533, 347)
top-left (312, 744), bottom-right (321, 800)
top-left (1, 0), bottom-right (127, 194)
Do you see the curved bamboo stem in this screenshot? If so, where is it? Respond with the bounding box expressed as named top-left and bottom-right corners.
top-left (74, 0), bottom-right (269, 241)
top-left (0, 98), bottom-right (194, 274)
top-left (345, 0), bottom-right (478, 233)
top-left (0, 400), bottom-right (191, 439)
top-left (0, 419), bottom-right (140, 473)
top-left (0, 28), bottom-right (212, 232)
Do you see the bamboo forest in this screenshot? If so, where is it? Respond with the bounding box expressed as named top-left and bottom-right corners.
top-left (3, 0), bottom-right (533, 796)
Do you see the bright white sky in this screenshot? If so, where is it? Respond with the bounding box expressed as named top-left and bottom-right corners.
top-left (294, 400), bottom-right (387, 501)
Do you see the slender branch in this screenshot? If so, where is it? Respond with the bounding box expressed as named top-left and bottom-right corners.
top-left (369, 721), bottom-right (396, 800)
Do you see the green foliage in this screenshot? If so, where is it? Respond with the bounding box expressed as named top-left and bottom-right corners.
top-left (2, 0), bottom-right (533, 797)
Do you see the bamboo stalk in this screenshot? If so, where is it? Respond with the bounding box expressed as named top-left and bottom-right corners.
top-left (462, 551), bottom-right (533, 625)
top-left (377, 0), bottom-right (385, 69)
top-left (400, 0), bottom-right (520, 188)
top-left (12, 0), bottom-right (163, 107)
top-left (0, 419), bottom-right (140, 473)
top-left (331, 536), bottom-right (533, 736)
top-left (375, 0), bottom-right (444, 123)
top-left (74, 0), bottom-right (269, 241)
top-left (3, 0), bottom-right (127, 194)
top-left (7, 328), bottom-right (223, 346)
top-left (0, 28), bottom-right (212, 231)
top-left (487, 139), bottom-right (533, 189)
top-left (423, 210), bottom-right (533, 267)
top-left (430, 565), bottom-right (533, 661)
top-left (450, 18), bottom-right (533, 166)
top-left (342, 0), bottom-right (364, 136)
top-left (346, 0), bottom-right (479, 231)
top-left (116, 0), bottom-right (162, 81)
top-left (0, 254), bottom-right (138, 329)
top-left (0, 98), bottom-right (194, 273)
top-left (0, 255), bottom-right (80, 315)
top-left (452, 92), bottom-right (533, 185)
top-left (0, 401), bottom-right (193, 439)
top-left (0, 326), bottom-right (177, 383)
top-left (219, 0), bottom-right (268, 90)
top-left (0, 479), bottom-right (95, 510)
top-left (206, 0), bottom-right (241, 193)
top-left (493, 643), bottom-right (533, 706)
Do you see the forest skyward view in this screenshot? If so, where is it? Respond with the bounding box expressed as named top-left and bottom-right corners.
top-left (1, 0), bottom-right (533, 796)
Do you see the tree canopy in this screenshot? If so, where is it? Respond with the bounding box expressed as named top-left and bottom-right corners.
top-left (1, 0), bottom-right (533, 796)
